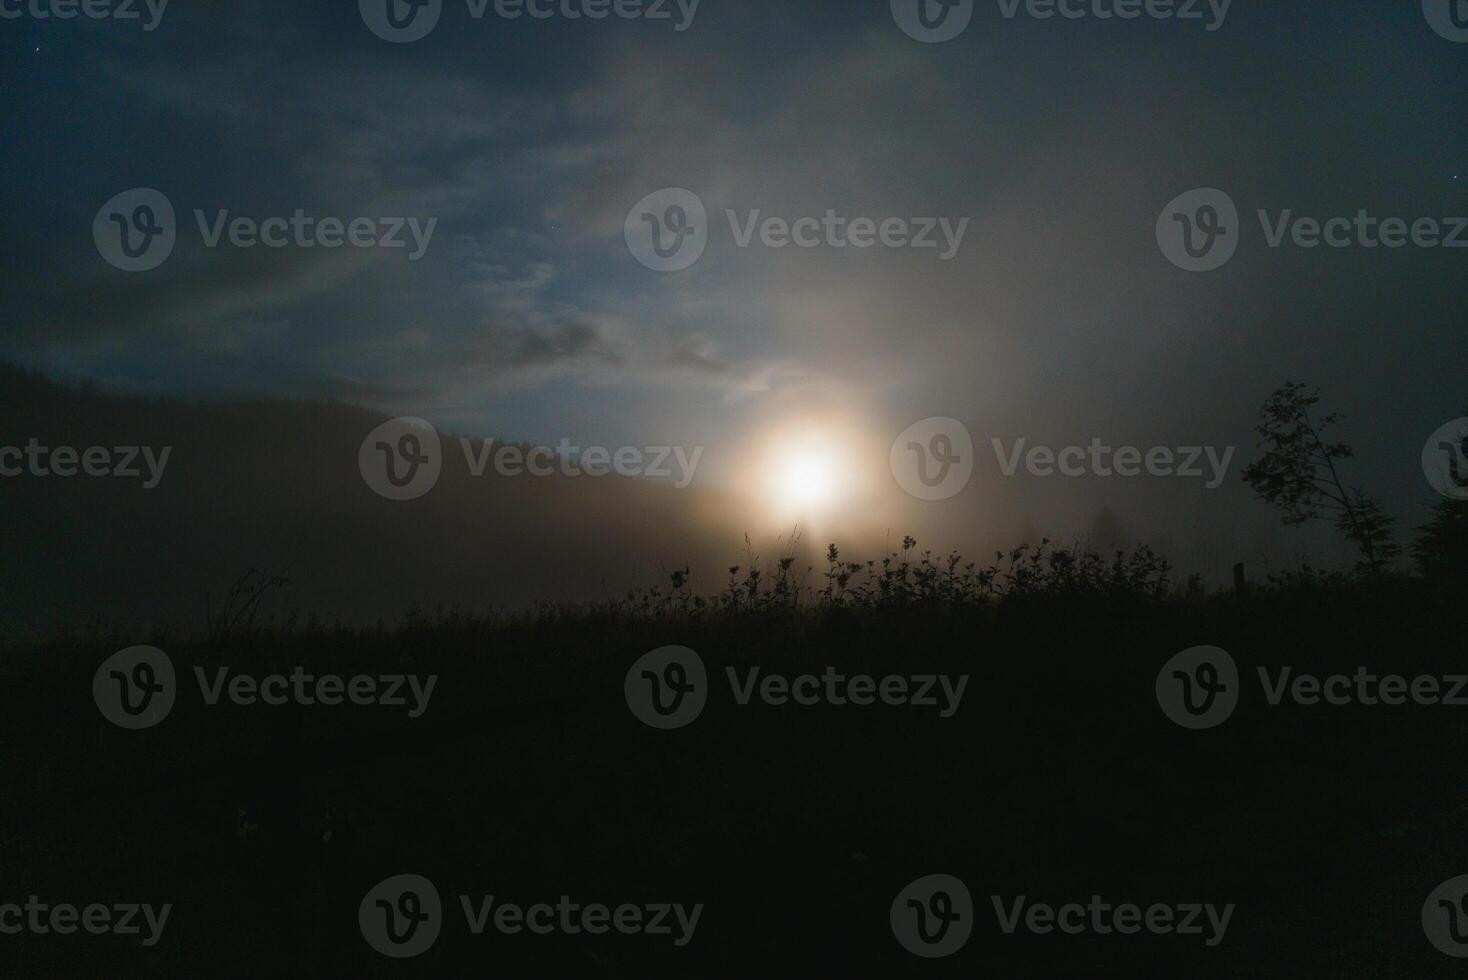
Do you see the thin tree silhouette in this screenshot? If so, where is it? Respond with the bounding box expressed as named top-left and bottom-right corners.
top-left (1242, 383), bottom-right (1398, 574)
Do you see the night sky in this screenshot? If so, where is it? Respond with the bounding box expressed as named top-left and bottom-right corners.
top-left (2, 1), bottom-right (1465, 574)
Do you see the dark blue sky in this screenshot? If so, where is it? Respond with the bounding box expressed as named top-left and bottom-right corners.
top-left (2, 0), bottom-right (1465, 567)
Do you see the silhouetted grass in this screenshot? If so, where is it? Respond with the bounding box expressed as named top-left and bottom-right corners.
top-left (0, 537), bottom-right (1461, 978)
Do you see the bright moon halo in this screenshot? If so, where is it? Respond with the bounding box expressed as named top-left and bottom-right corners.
top-left (738, 417), bottom-right (878, 533)
top-left (773, 450), bottom-right (837, 510)
top-left (763, 434), bottom-right (856, 520)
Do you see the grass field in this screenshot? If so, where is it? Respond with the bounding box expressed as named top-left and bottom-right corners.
top-left (3, 544), bottom-right (1463, 976)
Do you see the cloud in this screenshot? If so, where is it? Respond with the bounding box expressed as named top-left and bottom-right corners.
top-left (665, 336), bottom-right (736, 377)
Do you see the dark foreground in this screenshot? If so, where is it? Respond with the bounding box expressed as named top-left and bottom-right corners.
top-left (1, 574), bottom-right (1464, 977)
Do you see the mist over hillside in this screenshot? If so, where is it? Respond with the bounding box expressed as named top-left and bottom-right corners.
top-left (0, 363), bottom-right (754, 634)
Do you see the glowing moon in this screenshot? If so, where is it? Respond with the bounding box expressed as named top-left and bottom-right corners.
top-left (772, 449), bottom-right (838, 511)
top-left (732, 413), bottom-right (883, 535)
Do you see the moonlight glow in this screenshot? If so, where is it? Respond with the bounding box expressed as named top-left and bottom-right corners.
top-left (757, 425), bottom-right (866, 524)
top-left (772, 449), bottom-right (838, 511)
